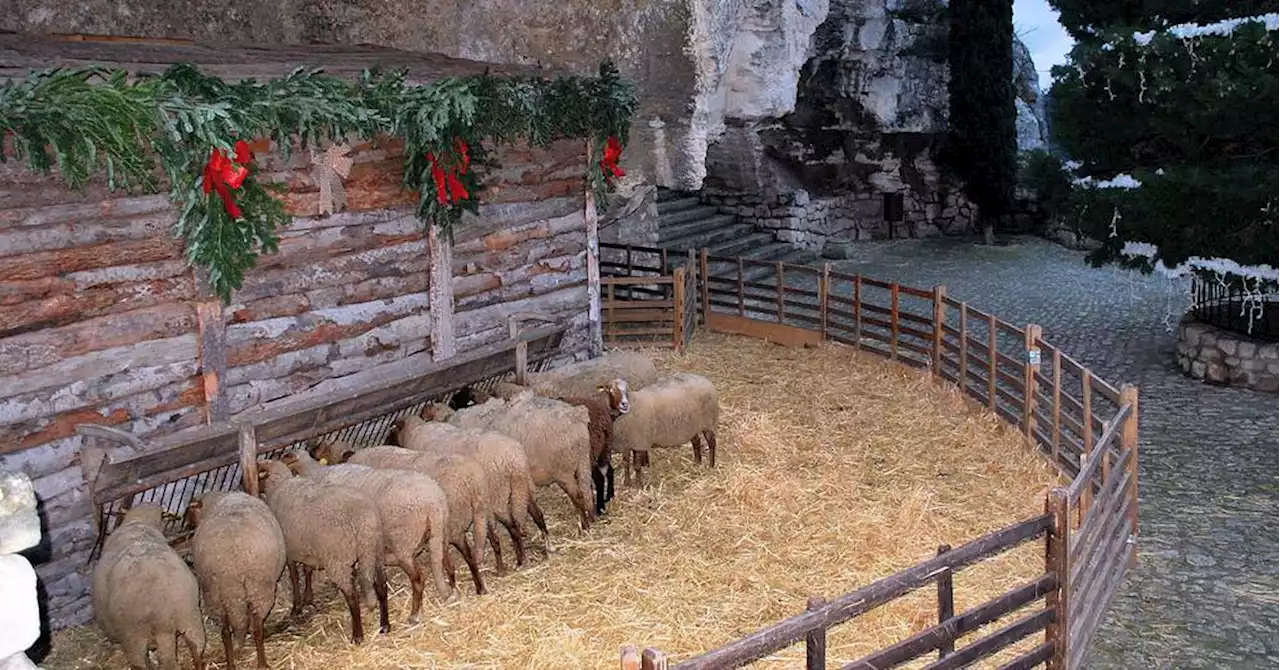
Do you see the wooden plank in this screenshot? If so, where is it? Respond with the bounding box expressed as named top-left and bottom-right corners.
top-left (428, 224), bottom-right (456, 361)
top-left (897, 284), bottom-right (935, 299)
top-left (916, 608), bottom-right (1054, 670)
top-left (673, 266), bottom-right (687, 350)
top-left (1080, 371), bottom-right (1094, 513)
top-left (988, 314), bottom-right (998, 411)
top-left (1067, 540), bottom-right (1134, 670)
top-left (672, 515), bottom-right (1053, 670)
top-left (1047, 489), bottom-right (1070, 670)
top-left (997, 642), bottom-right (1054, 670)
top-left (699, 248), bottom-right (710, 326)
top-left (585, 160), bottom-right (603, 358)
top-left (843, 573), bottom-right (1057, 670)
top-left (853, 275), bottom-right (863, 350)
top-left (776, 262), bottom-right (786, 323)
top-left (1024, 324), bottom-right (1042, 439)
top-left (1070, 467), bottom-right (1133, 575)
top-left (959, 304), bottom-right (969, 394)
top-left (1066, 407), bottom-right (1130, 503)
top-left (238, 423), bottom-right (259, 497)
top-left (605, 309), bottom-right (677, 323)
top-left (936, 544), bottom-right (955, 660)
top-left (806, 596), bottom-right (827, 670)
top-left (89, 326), bottom-right (565, 503)
top-left (602, 276), bottom-right (676, 286)
top-left (705, 312), bottom-right (822, 347)
top-left (1053, 349), bottom-right (1063, 469)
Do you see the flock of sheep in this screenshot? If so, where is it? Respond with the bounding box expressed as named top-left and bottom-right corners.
top-left (90, 351), bottom-right (721, 670)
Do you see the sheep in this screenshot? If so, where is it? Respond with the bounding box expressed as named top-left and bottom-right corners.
top-left (461, 381), bottom-right (623, 516)
top-left (312, 442), bottom-right (493, 597)
top-left (185, 492), bottom-right (285, 670)
top-left (92, 504), bottom-right (206, 670)
top-left (441, 392), bottom-right (597, 531)
top-left (523, 350), bottom-right (659, 399)
top-left (279, 450), bottom-right (455, 623)
top-left (255, 459), bottom-right (390, 644)
top-left (392, 414), bottom-right (552, 566)
top-left (602, 373), bottom-right (720, 488)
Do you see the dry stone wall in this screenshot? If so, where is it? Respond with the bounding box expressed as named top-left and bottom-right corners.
top-left (1176, 315), bottom-right (1279, 392)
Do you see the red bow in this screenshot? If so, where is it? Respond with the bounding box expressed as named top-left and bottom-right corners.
top-left (203, 140), bottom-right (254, 219)
top-left (427, 139), bottom-right (472, 206)
top-left (600, 136), bottom-right (626, 185)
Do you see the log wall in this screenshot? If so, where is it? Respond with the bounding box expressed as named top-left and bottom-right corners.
top-left (0, 135), bottom-right (590, 629)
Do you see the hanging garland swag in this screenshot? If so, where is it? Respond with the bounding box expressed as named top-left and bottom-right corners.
top-left (0, 62), bottom-right (638, 302)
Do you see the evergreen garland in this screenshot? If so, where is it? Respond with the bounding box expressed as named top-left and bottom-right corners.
top-left (0, 61), bottom-right (638, 302)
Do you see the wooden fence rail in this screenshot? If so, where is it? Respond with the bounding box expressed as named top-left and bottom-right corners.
top-left (617, 244), bottom-right (1140, 670)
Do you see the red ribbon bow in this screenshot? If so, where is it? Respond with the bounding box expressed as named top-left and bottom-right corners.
top-left (427, 139), bottom-right (472, 206)
top-left (203, 140), bottom-right (254, 219)
top-left (600, 136), bottom-right (626, 185)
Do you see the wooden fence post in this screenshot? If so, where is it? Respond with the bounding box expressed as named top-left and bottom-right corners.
top-left (1052, 349), bottom-right (1063, 468)
top-left (1024, 324), bottom-right (1043, 439)
top-left (936, 544), bottom-right (955, 659)
top-left (820, 263), bottom-right (831, 340)
top-left (987, 314), bottom-right (998, 411)
top-left (931, 285), bottom-right (947, 376)
top-left (1046, 488), bottom-right (1071, 670)
top-left (805, 596), bottom-right (827, 670)
top-left (959, 302), bottom-right (968, 391)
top-left (641, 648), bottom-right (668, 670)
top-left (890, 283), bottom-right (900, 360)
top-left (776, 261), bottom-right (786, 323)
top-left (621, 645), bottom-right (641, 670)
top-left (195, 299), bottom-right (230, 423)
top-left (700, 248), bottom-right (710, 325)
top-left (853, 274), bottom-right (863, 350)
top-left (673, 267), bottom-right (688, 351)
top-left (737, 257), bottom-right (745, 317)
top-left (238, 422), bottom-right (259, 497)
top-left (1121, 384), bottom-right (1140, 567)
top-left (1081, 371), bottom-right (1094, 512)
top-left (508, 315), bottom-right (529, 385)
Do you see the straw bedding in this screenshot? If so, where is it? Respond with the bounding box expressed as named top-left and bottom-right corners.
top-left (44, 331), bottom-right (1063, 670)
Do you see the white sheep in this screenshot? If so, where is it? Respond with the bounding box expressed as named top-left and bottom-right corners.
top-left (185, 491), bottom-right (285, 670)
top-left (92, 504), bottom-right (206, 670)
top-left (603, 373), bottom-right (720, 488)
top-left (523, 350), bottom-right (659, 399)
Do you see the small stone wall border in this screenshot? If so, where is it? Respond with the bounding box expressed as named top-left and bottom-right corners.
top-left (1175, 314), bottom-right (1279, 392)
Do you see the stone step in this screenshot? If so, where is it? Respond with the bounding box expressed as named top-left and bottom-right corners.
top-left (660, 213), bottom-right (738, 243)
top-left (660, 204), bottom-right (722, 227)
top-left (661, 218), bottom-right (754, 253)
top-left (656, 188), bottom-right (699, 204)
top-left (713, 231), bottom-right (778, 258)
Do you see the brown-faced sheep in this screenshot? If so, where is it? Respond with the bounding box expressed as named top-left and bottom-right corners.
top-left (604, 373), bottom-right (720, 488)
top-left (279, 450), bottom-right (455, 622)
top-left (441, 392), bottom-right (596, 531)
top-left (185, 491), bottom-right (285, 670)
top-left (313, 442), bottom-right (492, 597)
top-left (256, 459), bottom-right (389, 644)
top-left (92, 504), bottom-right (205, 670)
top-left (393, 415), bottom-right (551, 567)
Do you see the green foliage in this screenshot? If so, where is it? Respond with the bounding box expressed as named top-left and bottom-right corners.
top-left (1017, 149), bottom-right (1074, 218)
top-left (0, 62), bottom-right (638, 302)
top-left (1047, 0), bottom-right (1275, 39)
top-left (945, 0), bottom-right (1019, 224)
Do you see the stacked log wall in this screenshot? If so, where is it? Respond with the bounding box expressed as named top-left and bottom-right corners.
top-left (0, 136), bottom-right (589, 628)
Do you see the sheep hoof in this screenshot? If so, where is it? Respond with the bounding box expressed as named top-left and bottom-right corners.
top-left (444, 588), bottom-right (462, 604)
top-left (406, 613), bottom-right (423, 626)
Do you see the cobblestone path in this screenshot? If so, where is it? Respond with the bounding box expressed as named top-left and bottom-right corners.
top-left (793, 236), bottom-right (1278, 668)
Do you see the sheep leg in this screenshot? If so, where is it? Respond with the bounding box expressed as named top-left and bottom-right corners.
top-left (704, 429), bottom-right (717, 467)
top-left (470, 511), bottom-right (489, 577)
top-left (486, 524), bottom-right (508, 576)
top-left (121, 636), bottom-right (151, 670)
top-left (152, 631), bottom-right (179, 670)
top-left (454, 539), bottom-right (488, 595)
top-left (528, 497), bottom-right (553, 555)
top-left (606, 459), bottom-right (616, 503)
top-left (442, 550), bottom-right (458, 589)
top-left (339, 581), bottom-right (365, 645)
top-left (249, 603), bottom-right (269, 670)
top-left (499, 516), bottom-right (527, 567)
top-left (287, 562), bottom-right (303, 616)
top-left (401, 555), bottom-right (426, 625)
top-left (692, 433), bottom-right (704, 464)
top-left (578, 459), bottom-right (597, 527)
top-left (302, 566), bottom-right (315, 608)
top-left (555, 478), bottom-right (591, 532)
top-left (373, 558), bottom-right (391, 635)
top-left (220, 616), bottom-right (237, 670)
top-left (425, 527), bottom-right (456, 603)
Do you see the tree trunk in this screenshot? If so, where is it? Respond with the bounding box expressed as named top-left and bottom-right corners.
top-left (983, 222), bottom-right (996, 245)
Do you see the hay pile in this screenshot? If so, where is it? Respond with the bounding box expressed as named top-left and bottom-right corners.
top-left (44, 331), bottom-right (1062, 670)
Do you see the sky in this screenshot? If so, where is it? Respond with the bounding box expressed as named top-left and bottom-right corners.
top-left (1012, 0), bottom-right (1076, 90)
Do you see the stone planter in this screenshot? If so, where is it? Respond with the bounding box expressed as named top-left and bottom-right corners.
top-left (1175, 314), bottom-right (1279, 392)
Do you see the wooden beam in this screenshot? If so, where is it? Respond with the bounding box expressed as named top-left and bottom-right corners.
top-left (238, 423), bottom-right (259, 497)
top-left (428, 223), bottom-right (456, 361)
top-left (584, 148), bottom-right (603, 357)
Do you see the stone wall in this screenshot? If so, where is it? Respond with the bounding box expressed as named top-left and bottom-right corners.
top-left (0, 472), bottom-right (41, 670)
top-left (1176, 315), bottom-right (1279, 392)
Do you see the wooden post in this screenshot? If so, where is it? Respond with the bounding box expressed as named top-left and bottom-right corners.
top-left (1081, 370), bottom-right (1094, 512)
top-left (195, 299), bottom-right (230, 423)
top-left (737, 257), bottom-right (745, 317)
top-left (700, 248), bottom-right (710, 326)
top-left (1046, 488), bottom-right (1071, 670)
top-left (508, 316), bottom-right (529, 385)
top-left (1052, 349), bottom-right (1063, 467)
top-left (641, 648), bottom-right (668, 670)
top-left (238, 422), bottom-right (259, 497)
top-left (936, 544), bottom-right (955, 659)
top-left (890, 283), bottom-right (900, 360)
top-left (428, 224), bottom-right (457, 361)
top-left (776, 261), bottom-right (786, 323)
top-left (805, 596), bottom-right (827, 670)
top-left (853, 274), bottom-right (863, 350)
top-left (820, 263), bottom-right (831, 340)
top-left (621, 646), bottom-right (641, 670)
top-left (584, 154), bottom-right (604, 358)
top-left (1121, 384), bottom-right (1140, 567)
top-left (931, 285), bottom-right (947, 376)
top-left (987, 314), bottom-right (998, 411)
top-left (1024, 324), bottom-right (1043, 439)
top-left (959, 303), bottom-right (968, 391)
top-left (673, 267), bottom-right (687, 351)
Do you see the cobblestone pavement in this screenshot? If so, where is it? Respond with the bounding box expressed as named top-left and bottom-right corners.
top-left (786, 236), bottom-right (1278, 668)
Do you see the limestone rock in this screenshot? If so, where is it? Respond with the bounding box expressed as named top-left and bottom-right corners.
top-left (1016, 98), bottom-right (1046, 152)
top-left (0, 555), bottom-right (39, 660)
top-left (0, 653), bottom-right (40, 670)
top-left (0, 473), bottom-right (40, 556)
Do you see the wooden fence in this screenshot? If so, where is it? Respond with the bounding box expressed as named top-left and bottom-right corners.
top-left (614, 245), bottom-right (1140, 670)
top-left (600, 244), bottom-right (698, 350)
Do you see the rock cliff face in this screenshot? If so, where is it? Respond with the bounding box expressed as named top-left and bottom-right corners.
top-left (1013, 35), bottom-right (1049, 152)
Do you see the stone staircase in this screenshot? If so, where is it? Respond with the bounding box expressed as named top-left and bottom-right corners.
top-left (656, 189), bottom-right (816, 280)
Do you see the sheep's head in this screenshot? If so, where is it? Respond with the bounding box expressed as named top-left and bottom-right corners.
top-left (309, 438), bottom-right (353, 465)
top-left (121, 504), bottom-right (166, 530)
top-left (392, 414), bottom-right (427, 444)
top-left (597, 378), bottom-right (630, 417)
top-left (184, 498), bottom-right (206, 529)
top-left (421, 402), bottom-right (454, 423)
top-left (256, 459), bottom-right (294, 490)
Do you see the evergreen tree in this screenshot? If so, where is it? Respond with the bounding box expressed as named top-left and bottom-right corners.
top-left (1045, 1), bottom-right (1278, 281)
top-left (946, 0), bottom-right (1019, 245)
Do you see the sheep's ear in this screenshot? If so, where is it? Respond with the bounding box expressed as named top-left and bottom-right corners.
top-left (341, 450), bottom-right (356, 462)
